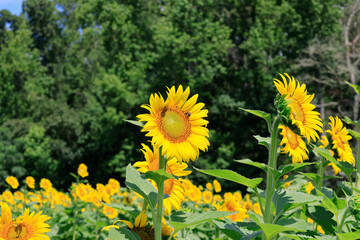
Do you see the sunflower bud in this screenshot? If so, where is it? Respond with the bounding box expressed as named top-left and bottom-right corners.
top-left (349, 194), bottom-right (360, 221)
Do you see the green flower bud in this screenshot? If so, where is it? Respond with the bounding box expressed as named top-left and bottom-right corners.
top-left (349, 194), bottom-right (360, 221)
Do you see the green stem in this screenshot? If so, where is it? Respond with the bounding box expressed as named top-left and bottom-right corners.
top-left (142, 200), bottom-right (148, 211)
top-left (317, 156), bottom-right (325, 189)
top-left (356, 137), bottom-right (360, 188)
top-left (337, 208), bottom-right (350, 237)
top-left (72, 201), bottom-right (78, 240)
top-left (264, 117), bottom-right (281, 226)
top-left (155, 148), bottom-right (166, 240)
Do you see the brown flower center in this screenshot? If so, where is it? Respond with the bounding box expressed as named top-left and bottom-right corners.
top-left (7, 223), bottom-right (28, 240)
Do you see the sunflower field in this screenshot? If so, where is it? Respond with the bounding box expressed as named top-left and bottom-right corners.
top-left (1, 0), bottom-right (360, 239)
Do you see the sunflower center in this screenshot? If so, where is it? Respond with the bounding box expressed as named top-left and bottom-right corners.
top-left (290, 101), bottom-right (305, 123)
top-left (7, 223), bottom-right (28, 240)
top-left (133, 227), bottom-right (155, 240)
top-left (286, 128), bottom-right (299, 149)
top-left (159, 108), bottom-right (190, 142)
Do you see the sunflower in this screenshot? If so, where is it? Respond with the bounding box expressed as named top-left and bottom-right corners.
top-left (5, 176), bottom-right (19, 189)
top-left (102, 210), bottom-right (174, 239)
top-left (320, 116), bottom-right (355, 174)
top-left (279, 125), bottom-right (309, 163)
top-left (134, 144), bottom-right (191, 215)
top-left (137, 85), bottom-right (209, 162)
top-left (274, 73), bottom-right (323, 142)
top-left (215, 194), bottom-right (248, 222)
top-left (25, 176), bottom-right (35, 189)
top-left (77, 163), bottom-right (89, 178)
top-left (0, 202), bottom-right (51, 240)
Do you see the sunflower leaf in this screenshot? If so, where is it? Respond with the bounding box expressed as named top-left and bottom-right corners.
top-left (272, 190), bottom-right (323, 216)
top-left (212, 219), bottom-right (262, 240)
top-left (337, 232), bottom-right (360, 240)
top-left (249, 213), bottom-right (304, 239)
top-left (125, 164), bottom-right (157, 211)
top-left (253, 135), bottom-right (271, 150)
top-left (277, 162), bottom-right (315, 180)
top-left (234, 158), bottom-right (267, 172)
top-left (124, 119), bottom-right (144, 127)
top-left (343, 116), bottom-right (360, 128)
top-left (145, 169), bottom-right (176, 186)
top-left (169, 211), bottom-right (234, 233)
top-left (348, 129), bottom-right (360, 142)
top-left (195, 168), bottom-right (262, 189)
top-left (240, 108), bottom-right (271, 126)
top-left (108, 227), bottom-right (141, 240)
top-left (306, 205), bottom-right (336, 234)
top-left (346, 81), bottom-right (360, 96)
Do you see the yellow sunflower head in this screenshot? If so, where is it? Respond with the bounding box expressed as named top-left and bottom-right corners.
top-left (279, 125), bottom-right (309, 163)
top-left (137, 85), bottom-right (210, 162)
top-left (102, 210), bottom-right (175, 240)
top-left (77, 163), bottom-right (89, 178)
top-left (326, 116), bottom-right (355, 166)
top-left (5, 176), bottom-right (19, 189)
top-left (0, 203), bottom-right (51, 240)
top-left (134, 144), bottom-right (191, 215)
top-left (25, 176), bottom-right (35, 189)
top-left (274, 73), bottom-right (323, 142)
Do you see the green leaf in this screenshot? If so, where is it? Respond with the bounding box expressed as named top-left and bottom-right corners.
top-left (254, 135), bottom-right (271, 150)
top-left (234, 158), bottom-right (267, 172)
top-left (348, 129), bottom-right (360, 142)
top-left (277, 162), bottom-right (315, 180)
top-left (169, 211), bottom-right (235, 233)
top-left (212, 219), bottom-right (262, 240)
top-left (346, 81), bottom-right (360, 96)
top-left (273, 190), bottom-right (323, 216)
top-left (239, 108), bottom-right (271, 125)
top-left (145, 169), bottom-right (176, 186)
top-left (125, 164), bottom-right (157, 210)
top-left (337, 231), bottom-right (360, 240)
top-left (316, 190), bottom-right (339, 217)
top-left (195, 168), bottom-right (262, 189)
top-left (108, 227), bottom-right (141, 240)
top-left (300, 173), bottom-right (321, 183)
top-left (306, 205), bottom-right (336, 234)
top-left (103, 203), bottom-right (138, 217)
top-left (250, 214), bottom-right (304, 239)
top-left (282, 233), bottom-right (336, 240)
top-left (124, 119), bottom-right (144, 127)
top-left (338, 181), bottom-right (352, 196)
top-left (343, 116), bottom-right (360, 128)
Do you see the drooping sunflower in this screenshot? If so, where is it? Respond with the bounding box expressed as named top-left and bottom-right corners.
top-left (274, 73), bottom-right (323, 142)
top-left (134, 144), bottom-right (191, 215)
top-left (320, 116), bottom-right (355, 174)
top-left (279, 125), bottom-right (309, 163)
top-left (137, 85), bottom-right (209, 162)
top-left (102, 210), bottom-right (175, 239)
top-left (0, 202), bottom-right (51, 240)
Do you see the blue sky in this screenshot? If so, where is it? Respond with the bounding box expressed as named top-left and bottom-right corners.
top-left (0, 0), bottom-right (23, 15)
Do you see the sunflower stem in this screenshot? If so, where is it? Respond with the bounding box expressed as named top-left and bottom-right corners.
top-left (263, 117), bottom-right (281, 229)
top-left (317, 156), bottom-right (325, 189)
top-left (356, 137), bottom-right (360, 189)
top-left (155, 147), bottom-right (166, 240)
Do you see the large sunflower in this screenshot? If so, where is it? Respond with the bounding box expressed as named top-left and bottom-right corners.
top-left (279, 125), bottom-right (309, 163)
top-left (137, 85), bottom-right (209, 162)
top-left (0, 203), bottom-right (51, 240)
top-left (134, 144), bottom-right (191, 215)
top-left (320, 116), bottom-right (355, 174)
top-left (274, 73), bottom-right (323, 142)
